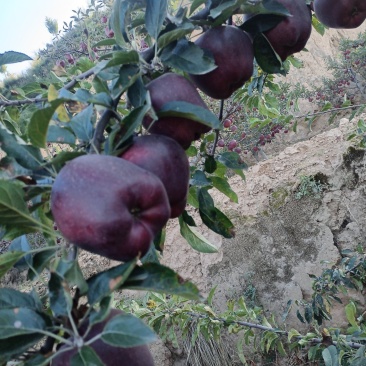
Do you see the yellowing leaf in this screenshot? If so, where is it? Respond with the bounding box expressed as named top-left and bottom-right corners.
top-left (48, 84), bottom-right (69, 122)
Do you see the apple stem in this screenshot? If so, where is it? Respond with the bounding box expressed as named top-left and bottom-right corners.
top-left (218, 99), bottom-right (225, 121)
top-left (210, 99), bottom-right (226, 156)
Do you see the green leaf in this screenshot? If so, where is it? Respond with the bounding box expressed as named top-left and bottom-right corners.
top-left (145, 0), bottom-right (168, 39)
top-left (0, 157), bottom-right (32, 180)
top-left (88, 296), bottom-right (113, 327)
top-left (70, 346), bottom-right (104, 366)
top-left (190, 0), bottom-right (206, 15)
top-left (92, 38), bottom-right (117, 48)
top-left (102, 313), bottom-right (157, 347)
top-left (112, 103), bottom-right (151, 151)
top-left (242, 14), bottom-right (285, 34)
top-left (112, 0), bottom-right (129, 48)
top-left (0, 180), bottom-right (43, 235)
top-left (28, 249), bottom-right (56, 281)
top-left (237, 335), bottom-right (247, 364)
top-left (69, 105), bottom-right (94, 142)
top-left (0, 288), bottom-right (41, 311)
top-left (296, 310), bottom-right (305, 323)
top-left (253, 33), bottom-right (285, 75)
top-left (87, 260), bottom-right (137, 305)
top-left (48, 272), bottom-right (73, 317)
top-left (46, 151), bottom-right (85, 173)
top-left (57, 259), bottom-right (88, 296)
top-left (182, 210), bottom-right (196, 226)
top-left (0, 307), bottom-right (47, 338)
top-left (8, 235), bottom-right (31, 270)
top-left (179, 216), bottom-right (218, 253)
top-left (305, 305), bottom-right (313, 324)
top-left (127, 77), bottom-right (147, 108)
top-left (187, 186), bottom-right (199, 208)
top-left (209, 0), bottom-right (237, 25)
top-left (287, 328), bottom-right (301, 342)
top-left (111, 64), bottom-right (140, 100)
top-left (198, 188), bottom-right (235, 238)
top-left (28, 99), bottom-right (66, 148)
top-left (217, 152), bottom-right (247, 170)
top-left (47, 125), bottom-right (76, 145)
top-left (0, 51), bottom-right (32, 66)
top-left (204, 155), bottom-right (217, 174)
top-left (157, 22), bottom-right (195, 50)
top-left (158, 101), bottom-right (220, 129)
top-left (0, 251), bottom-right (26, 279)
top-left (121, 263), bottom-right (202, 300)
top-left (0, 125), bottom-right (43, 171)
top-left (101, 50), bottom-right (140, 69)
top-left (0, 333), bottom-right (45, 364)
top-left (312, 14), bottom-right (326, 36)
top-left (160, 39), bottom-right (217, 75)
top-left (210, 176), bottom-right (238, 203)
top-left (190, 170), bottom-right (212, 187)
top-left (345, 301), bottom-right (357, 327)
top-left (322, 345), bottom-right (339, 366)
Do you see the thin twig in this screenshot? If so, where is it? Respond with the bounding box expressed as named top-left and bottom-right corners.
top-left (210, 99), bottom-right (225, 156)
top-left (295, 103), bottom-right (366, 120)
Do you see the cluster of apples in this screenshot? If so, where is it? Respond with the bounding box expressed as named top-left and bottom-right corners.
top-left (50, 72), bottom-right (213, 262)
top-left (48, 1), bottom-right (366, 365)
top-left (50, 0), bottom-right (337, 264)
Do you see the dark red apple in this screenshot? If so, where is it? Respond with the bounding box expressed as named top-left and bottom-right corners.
top-left (51, 155), bottom-right (170, 262)
top-left (245, 0), bottom-right (312, 61)
top-left (52, 309), bottom-right (154, 366)
top-left (314, 0), bottom-right (366, 29)
top-left (120, 135), bottom-right (190, 218)
top-left (143, 73), bottom-right (211, 150)
top-left (266, 0), bottom-right (312, 61)
top-left (189, 26), bottom-right (254, 100)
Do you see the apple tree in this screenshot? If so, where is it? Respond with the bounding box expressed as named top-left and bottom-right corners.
top-left (0, 0), bottom-right (365, 365)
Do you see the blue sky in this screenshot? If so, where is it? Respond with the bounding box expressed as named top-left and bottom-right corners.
top-left (0, 0), bottom-right (88, 76)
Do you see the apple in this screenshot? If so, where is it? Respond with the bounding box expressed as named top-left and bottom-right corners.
top-left (314, 0), bottom-right (366, 29)
top-left (51, 155), bottom-right (170, 262)
top-left (105, 27), bottom-right (114, 38)
top-left (189, 26), bottom-right (254, 99)
top-left (245, 0), bottom-right (312, 61)
top-left (223, 119), bottom-right (232, 128)
top-left (101, 15), bottom-right (108, 24)
top-left (143, 73), bottom-right (211, 150)
top-left (52, 309), bottom-right (154, 366)
top-left (266, 0), bottom-right (312, 61)
top-left (120, 135), bottom-right (190, 218)
top-left (217, 139), bottom-right (225, 147)
top-left (227, 140), bottom-right (237, 151)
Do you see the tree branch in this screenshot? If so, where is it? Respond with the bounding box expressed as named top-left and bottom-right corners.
top-left (295, 103), bottom-right (366, 120)
top-left (0, 67), bottom-right (96, 107)
top-left (90, 94), bottom-right (123, 153)
top-left (0, 97), bottom-right (47, 107)
top-left (185, 311), bottom-right (365, 349)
